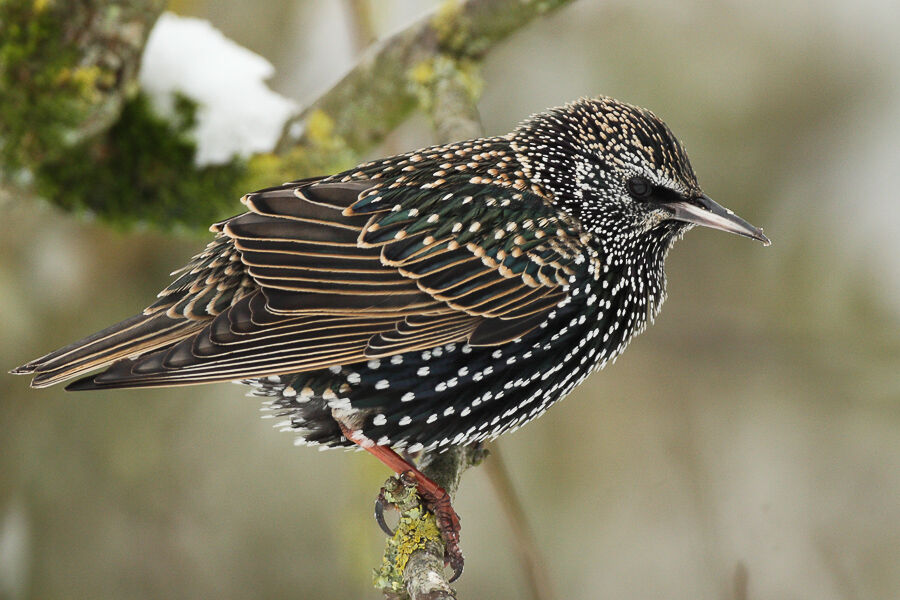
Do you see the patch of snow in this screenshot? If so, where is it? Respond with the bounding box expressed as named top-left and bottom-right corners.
top-left (139, 12), bottom-right (296, 166)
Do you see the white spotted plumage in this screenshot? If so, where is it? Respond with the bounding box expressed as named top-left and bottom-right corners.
top-left (235, 98), bottom-right (712, 453)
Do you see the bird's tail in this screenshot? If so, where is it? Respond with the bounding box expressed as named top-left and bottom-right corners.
top-left (10, 313), bottom-right (203, 388)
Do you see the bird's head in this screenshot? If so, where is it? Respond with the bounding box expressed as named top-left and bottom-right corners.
top-left (511, 97), bottom-right (770, 252)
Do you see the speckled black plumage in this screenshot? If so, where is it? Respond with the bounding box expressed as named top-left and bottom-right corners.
top-left (14, 97), bottom-right (768, 454)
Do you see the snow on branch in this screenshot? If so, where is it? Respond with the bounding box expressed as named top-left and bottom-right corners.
top-left (140, 13), bottom-right (296, 166)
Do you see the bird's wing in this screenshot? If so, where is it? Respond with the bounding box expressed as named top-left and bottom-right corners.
top-left (144, 233), bottom-right (255, 321)
top-left (38, 179), bottom-right (589, 390)
top-left (16, 231), bottom-right (260, 388)
top-left (347, 180), bottom-right (589, 348)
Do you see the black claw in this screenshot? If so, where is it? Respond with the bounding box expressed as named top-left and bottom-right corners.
top-left (374, 494), bottom-right (395, 537)
top-left (448, 562), bottom-right (464, 583)
top-left (446, 544), bottom-right (464, 583)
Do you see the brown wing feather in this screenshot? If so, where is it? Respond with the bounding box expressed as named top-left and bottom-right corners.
top-left (21, 178), bottom-right (588, 390)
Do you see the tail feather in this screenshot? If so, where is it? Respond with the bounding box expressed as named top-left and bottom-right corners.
top-left (15, 314), bottom-right (148, 372)
top-left (12, 313), bottom-right (205, 388)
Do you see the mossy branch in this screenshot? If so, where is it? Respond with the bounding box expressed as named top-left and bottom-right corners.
top-left (1, 0), bottom-right (573, 230)
top-left (0, 0), bottom-right (164, 173)
top-left (274, 0), bottom-right (573, 164)
top-left (0, 0), bottom-right (165, 211)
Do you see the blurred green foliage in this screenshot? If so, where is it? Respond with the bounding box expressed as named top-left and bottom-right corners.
top-left (0, 0), bottom-right (88, 174)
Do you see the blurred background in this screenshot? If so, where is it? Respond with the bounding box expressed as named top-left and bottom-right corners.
top-left (2, 0), bottom-right (899, 598)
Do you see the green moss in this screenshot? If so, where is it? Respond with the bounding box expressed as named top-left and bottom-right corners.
top-left (34, 93), bottom-right (247, 232)
top-left (0, 0), bottom-right (92, 174)
top-left (408, 60), bottom-right (436, 87)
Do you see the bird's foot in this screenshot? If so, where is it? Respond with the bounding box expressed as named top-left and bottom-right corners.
top-left (374, 469), bottom-right (464, 582)
top-left (397, 470), bottom-right (464, 582)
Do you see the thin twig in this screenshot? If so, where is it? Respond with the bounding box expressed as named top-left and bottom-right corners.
top-left (733, 561), bottom-right (749, 600)
top-left (484, 445), bottom-right (557, 600)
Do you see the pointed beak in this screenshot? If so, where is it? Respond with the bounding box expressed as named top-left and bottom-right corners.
top-left (667, 194), bottom-right (771, 245)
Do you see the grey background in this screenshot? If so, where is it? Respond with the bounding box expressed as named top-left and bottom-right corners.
top-left (2, 1), bottom-right (899, 598)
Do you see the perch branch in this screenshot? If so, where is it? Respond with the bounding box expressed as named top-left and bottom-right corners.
top-left (375, 445), bottom-right (488, 600)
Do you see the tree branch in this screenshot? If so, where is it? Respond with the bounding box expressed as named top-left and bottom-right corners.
top-left (2, 0), bottom-right (574, 230)
top-left (374, 445), bottom-right (488, 600)
top-left (269, 0), bottom-right (574, 181)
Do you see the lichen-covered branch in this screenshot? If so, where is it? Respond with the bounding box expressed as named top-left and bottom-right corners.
top-left (1, 0), bottom-right (573, 230)
top-left (375, 445), bottom-right (488, 600)
top-left (273, 0), bottom-right (573, 166)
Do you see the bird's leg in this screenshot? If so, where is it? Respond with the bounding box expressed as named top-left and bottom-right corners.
top-left (337, 421), bottom-right (464, 581)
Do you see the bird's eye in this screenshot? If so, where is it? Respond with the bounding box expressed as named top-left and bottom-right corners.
top-left (626, 176), bottom-right (653, 201)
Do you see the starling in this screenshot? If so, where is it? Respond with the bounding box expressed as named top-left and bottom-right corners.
top-left (13, 97), bottom-right (769, 578)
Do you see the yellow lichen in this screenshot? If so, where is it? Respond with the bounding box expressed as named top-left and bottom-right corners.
top-left (68, 65), bottom-right (104, 100)
top-left (409, 60), bottom-right (436, 86)
top-left (453, 58), bottom-right (484, 101)
top-left (407, 55), bottom-right (483, 111)
top-left (431, 0), bottom-right (463, 47)
top-left (394, 509), bottom-right (441, 574)
top-left (374, 506), bottom-right (443, 593)
top-left (305, 108), bottom-right (337, 146)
